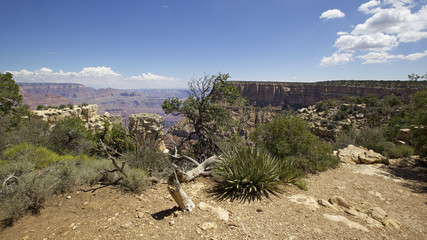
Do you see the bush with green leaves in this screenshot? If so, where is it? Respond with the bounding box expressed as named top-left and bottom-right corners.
top-left (92, 121), bottom-right (135, 156)
top-left (120, 168), bottom-right (148, 194)
top-left (3, 143), bottom-right (77, 169)
top-left (250, 114), bottom-right (339, 173)
top-left (0, 118), bottom-right (50, 155)
top-left (354, 127), bottom-right (394, 155)
top-left (48, 117), bottom-right (94, 156)
top-left (213, 147), bottom-right (282, 202)
top-left (162, 73), bottom-right (245, 159)
top-left (0, 155), bottom-right (113, 227)
top-left (121, 147), bottom-right (171, 179)
top-left (388, 145), bottom-right (415, 158)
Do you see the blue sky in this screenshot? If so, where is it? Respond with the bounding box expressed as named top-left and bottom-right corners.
top-left (1, 0), bottom-right (426, 89)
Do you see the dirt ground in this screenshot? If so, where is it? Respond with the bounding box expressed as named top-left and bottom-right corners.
top-left (1, 160), bottom-right (426, 240)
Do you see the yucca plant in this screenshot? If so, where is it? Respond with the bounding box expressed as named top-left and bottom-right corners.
top-left (212, 147), bottom-right (282, 202)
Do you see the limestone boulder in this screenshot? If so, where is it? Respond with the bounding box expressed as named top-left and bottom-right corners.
top-left (337, 145), bottom-right (386, 164)
top-left (129, 113), bottom-right (167, 152)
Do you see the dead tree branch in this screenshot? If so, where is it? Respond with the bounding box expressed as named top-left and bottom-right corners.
top-left (100, 139), bottom-right (127, 178)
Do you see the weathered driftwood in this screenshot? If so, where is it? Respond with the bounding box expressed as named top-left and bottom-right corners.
top-left (168, 170), bottom-right (196, 212)
top-left (172, 155), bottom-right (221, 183)
top-left (167, 155), bottom-right (222, 212)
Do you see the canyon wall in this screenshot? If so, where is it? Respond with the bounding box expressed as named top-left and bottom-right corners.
top-left (230, 81), bottom-right (427, 109)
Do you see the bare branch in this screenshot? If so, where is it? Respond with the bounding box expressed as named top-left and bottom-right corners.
top-left (2, 173), bottom-right (18, 187)
top-left (100, 140), bottom-right (127, 178)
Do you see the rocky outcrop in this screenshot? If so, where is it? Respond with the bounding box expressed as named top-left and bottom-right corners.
top-left (231, 81), bottom-right (427, 109)
top-left (128, 113), bottom-right (167, 153)
top-left (336, 145), bottom-right (387, 164)
top-left (32, 104), bottom-right (122, 131)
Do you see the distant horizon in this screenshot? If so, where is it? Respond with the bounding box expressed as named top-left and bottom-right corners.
top-left (16, 78), bottom-right (421, 91)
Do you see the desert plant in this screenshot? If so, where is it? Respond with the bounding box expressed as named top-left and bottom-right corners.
top-left (3, 143), bottom-right (76, 169)
top-left (162, 73), bottom-right (245, 159)
top-left (92, 121), bottom-right (135, 156)
top-left (213, 147), bottom-right (282, 202)
top-left (250, 114), bottom-right (339, 173)
top-left (388, 145), bottom-right (415, 158)
top-left (1, 170), bottom-right (57, 227)
top-left (120, 168), bottom-right (148, 194)
top-left (48, 117), bottom-right (93, 156)
top-left (121, 147), bottom-right (171, 179)
top-left (355, 127), bottom-right (394, 155)
top-left (333, 127), bottom-right (358, 150)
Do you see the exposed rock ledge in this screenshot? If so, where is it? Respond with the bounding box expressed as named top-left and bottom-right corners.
top-left (32, 104), bottom-right (122, 131)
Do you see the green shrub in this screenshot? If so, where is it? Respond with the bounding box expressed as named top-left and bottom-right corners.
top-left (3, 143), bottom-right (75, 169)
top-left (92, 121), bottom-right (135, 156)
top-left (121, 168), bottom-right (148, 194)
top-left (333, 109), bottom-right (347, 121)
top-left (48, 117), bottom-right (93, 156)
top-left (355, 127), bottom-right (394, 154)
top-left (74, 159), bottom-right (113, 185)
top-left (1, 170), bottom-right (56, 227)
top-left (316, 99), bottom-right (336, 112)
top-left (250, 115), bottom-right (339, 173)
top-left (334, 127), bottom-right (358, 150)
top-left (0, 159), bottom-right (35, 181)
top-left (388, 145), bottom-right (415, 158)
top-left (213, 147), bottom-right (282, 202)
top-left (122, 148), bottom-right (171, 179)
top-left (363, 95), bottom-right (380, 107)
top-left (383, 95), bottom-right (402, 108)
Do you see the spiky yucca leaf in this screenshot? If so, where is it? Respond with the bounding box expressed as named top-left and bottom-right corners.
top-left (212, 147), bottom-right (282, 202)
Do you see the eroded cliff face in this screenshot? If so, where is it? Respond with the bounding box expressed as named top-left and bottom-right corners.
top-left (230, 81), bottom-right (427, 109)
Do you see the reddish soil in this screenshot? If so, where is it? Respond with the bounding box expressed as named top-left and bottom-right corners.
top-left (1, 161), bottom-right (426, 240)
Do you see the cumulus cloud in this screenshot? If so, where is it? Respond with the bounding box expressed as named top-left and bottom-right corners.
top-left (320, 52), bottom-right (353, 67)
top-left (320, 9), bottom-right (346, 19)
top-left (357, 49), bottom-right (427, 64)
top-left (7, 67), bottom-right (183, 89)
top-left (321, 0), bottom-right (427, 66)
top-left (359, 0), bottom-right (381, 14)
top-left (334, 33), bottom-right (399, 51)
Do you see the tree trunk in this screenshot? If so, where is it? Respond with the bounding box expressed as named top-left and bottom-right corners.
top-left (168, 170), bottom-right (195, 212)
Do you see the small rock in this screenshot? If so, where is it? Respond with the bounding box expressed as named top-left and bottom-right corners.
top-left (200, 222), bottom-right (217, 231)
top-left (169, 220), bottom-right (175, 226)
top-left (344, 208), bottom-right (360, 217)
top-left (329, 196), bottom-right (350, 209)
top-left (256, 208), bottom-right (263, 212)
top-left (382, 217), bottom-right (401, 230)
top-left (318, 199), bottom-right (339, 211)
top-left (369, 207), bottom-right (387, 222)
top-left (198, 202), bottom-right (209, 211)
top-left (66, 196), bottom-right (71, 199)
top-left (69, 223), bottom-right (78, 230)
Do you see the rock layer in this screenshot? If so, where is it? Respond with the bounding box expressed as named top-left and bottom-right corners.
top-left (231, 81), bottom-right (427, 109)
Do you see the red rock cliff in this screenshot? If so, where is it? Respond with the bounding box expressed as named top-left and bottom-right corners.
top-left (230, 81), bottom-right (427, 109)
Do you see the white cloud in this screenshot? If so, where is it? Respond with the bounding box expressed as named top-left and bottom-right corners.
top-left (357, 51), bottom-right (404, 64)
top-left (357, 49), bottom-right (427, 64)
top-left (129, 72), bottom-right (175, 82)
top-left (320, 9), bottom-right (346, 20)
top-left (321, 0), bottom-right (427, 66)
top-left (359, 0), bottom-right (381, 14)
top-left (7, 67), bottom-right (183, 89)
top-left (320, 52), bottom-right (353, 67)
top-left (337, 31), bottom-right (349, 35)
top-left (403, 50), bottom-right (427, 60)
top-left (334, 33), bottom-right (399, 51)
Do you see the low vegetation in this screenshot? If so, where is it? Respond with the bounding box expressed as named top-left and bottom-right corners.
top-left (1, 71), bottom-right (426, 228)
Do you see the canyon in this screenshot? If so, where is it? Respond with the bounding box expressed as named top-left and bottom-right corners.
top-left (18, 81), bottom-right (427, 129)
top-left (230, 81), bottom-right (427, 109)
